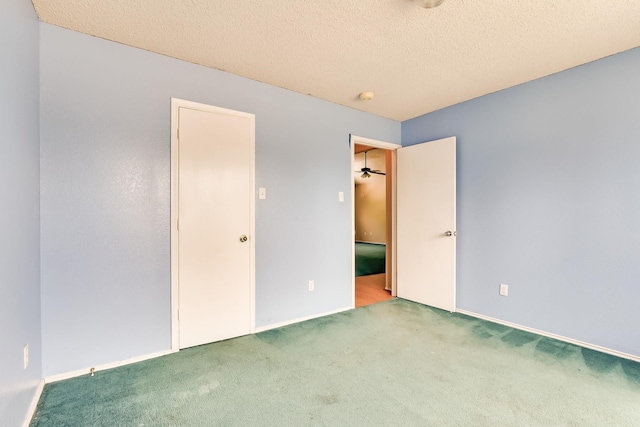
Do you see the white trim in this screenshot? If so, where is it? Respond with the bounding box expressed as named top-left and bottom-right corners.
top-left (170, 98), bottom-right (180, 351)
top-left (22, 379), bottom-right (44, 427)
top-left (350, 135), bottom-right (401, 151)
top-left (44, 349), bottom-right (176, 384)
top-left (170, 98), bottom-right (256, 351)
top-left (456, 309), bottom-right (640, 364)
top-left (350, 138), bottom-right (355, 308)
top-left (390, 151), bottom-right (397, 296)
top-left (350, 134), bottom-right (400, 303)
top-left (254, 306), bottom-right (352, 333)
top-left (248, 115), bottom-right (256, 335)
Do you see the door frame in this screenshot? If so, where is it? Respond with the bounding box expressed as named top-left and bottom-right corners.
top-left (350, 135), bottom-right (401, 307)
top-left (170, 98), bottom-right (256, 351)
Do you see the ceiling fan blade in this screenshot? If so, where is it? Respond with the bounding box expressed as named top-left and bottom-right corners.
top-left (355, 151), bottom-right (383, 178)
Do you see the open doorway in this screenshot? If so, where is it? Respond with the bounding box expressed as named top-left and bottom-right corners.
top-left (353, 143), bottom-right (394, 307)
top-left (350, 134), bottom-right (457, 312)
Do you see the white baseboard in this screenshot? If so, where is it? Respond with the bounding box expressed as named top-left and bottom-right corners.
top-left (254, 306), bottom-right (352, 333)
top-left (43, 307), bottom-right (354, 384)
top-left (22, 379), bottom-right (44, 427)
top-left (456, 309), bottom-right (640, 364)
top-left (44, 349), bottom-right (176, 384)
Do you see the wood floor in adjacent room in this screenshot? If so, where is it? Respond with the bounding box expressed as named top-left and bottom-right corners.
top-left (355, 273), bottom-right (393, 307)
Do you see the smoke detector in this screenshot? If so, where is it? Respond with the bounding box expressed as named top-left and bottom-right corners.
top-left (359, 91), bottom-right (375, 101)
top-left (415, 0), bottom-right (445, 8)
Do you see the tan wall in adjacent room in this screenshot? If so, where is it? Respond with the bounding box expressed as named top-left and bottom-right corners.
top-left (354, 149), bottom-right (386, 243)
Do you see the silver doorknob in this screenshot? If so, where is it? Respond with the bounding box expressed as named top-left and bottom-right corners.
top-left (445, 231), bottom-right (456, 237)
top-left (239, 235), bottom-right (248, 242)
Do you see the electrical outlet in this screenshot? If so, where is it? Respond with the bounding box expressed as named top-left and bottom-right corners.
top-left (24, 345), bottom-right (29, 369)
top-left (308, 280), bottom-right (315, 292)
top-left (500, 284), bottom-right (508, 297)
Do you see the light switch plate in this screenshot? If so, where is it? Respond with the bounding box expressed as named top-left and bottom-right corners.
top-left (500, 283), bottom-right (508, 296)
top-left (259, 188), bottom-right (266, 200)
top-left (338, 191), bottom-right (344, 202)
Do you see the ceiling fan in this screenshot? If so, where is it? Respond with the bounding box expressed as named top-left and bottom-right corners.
top-left (356, 151), bottom-right (385, 179)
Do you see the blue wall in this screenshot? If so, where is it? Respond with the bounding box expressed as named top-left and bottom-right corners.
top-left (403, 47), bottom-right (640, 357)
top-left (39, 24), bottom-right (400, 377)
top-left (0, 0), bottom-right (42, 424)
top-left (33, 10), bottom-right (640, 381)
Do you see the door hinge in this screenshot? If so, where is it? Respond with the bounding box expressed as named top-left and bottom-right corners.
top-left (177, 128), bottom-right (179, 140)
top-left (177, 218), bottom-right (179, 231)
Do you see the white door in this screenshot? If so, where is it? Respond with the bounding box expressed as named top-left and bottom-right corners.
top-left (177, 104), bottom-right (254, 349)
top-left (396, 137), bottom-right (456, 311)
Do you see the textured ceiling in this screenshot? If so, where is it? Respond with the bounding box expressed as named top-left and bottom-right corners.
top-left (32, 0), bottom-right (640, 121)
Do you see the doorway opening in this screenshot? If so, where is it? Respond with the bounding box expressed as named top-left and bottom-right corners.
top-left (350, 134), bottom-right (457, 312)
top-left (353, 142), bottom-right (395, 307)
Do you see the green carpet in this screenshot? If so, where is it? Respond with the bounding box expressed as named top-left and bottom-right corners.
top-left (31, 299), bottom-right (640, 426)
top-left (355, 242), bottom-right (385, 276)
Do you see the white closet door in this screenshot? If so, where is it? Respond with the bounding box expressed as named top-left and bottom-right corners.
top-left (178, 105), bottom-right (254, 349)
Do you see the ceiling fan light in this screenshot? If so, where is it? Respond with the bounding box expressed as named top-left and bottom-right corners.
top-left (361, 172), bottom-right (370, 178)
